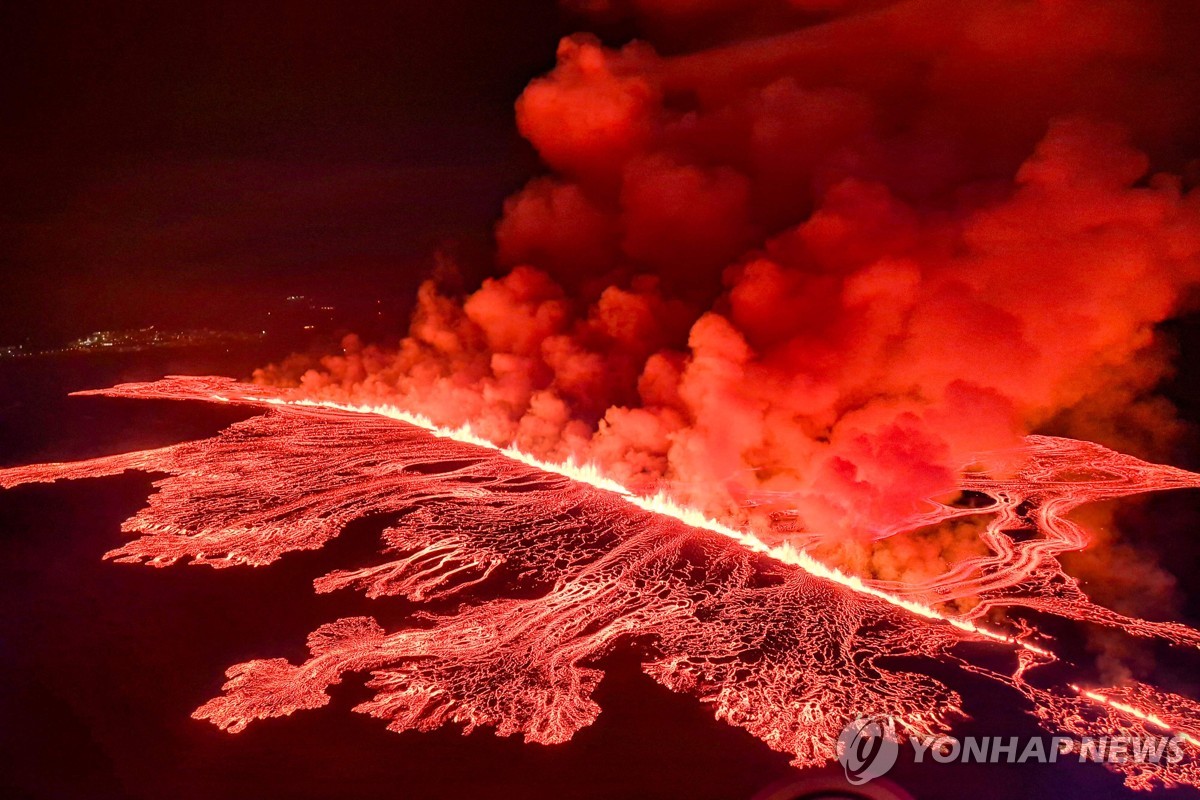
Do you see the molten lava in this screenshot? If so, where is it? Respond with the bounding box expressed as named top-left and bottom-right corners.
top-left (2, 375), bottom-right (1199, 790)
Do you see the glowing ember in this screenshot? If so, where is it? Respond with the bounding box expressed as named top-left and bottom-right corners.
top-left (2, 374), bottom-right (1199, 791)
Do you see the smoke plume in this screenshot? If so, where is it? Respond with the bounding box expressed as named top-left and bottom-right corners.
top-left (259, 0), bottom-right (1200, 559)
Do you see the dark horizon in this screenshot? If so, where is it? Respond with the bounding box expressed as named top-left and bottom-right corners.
top-left (1, 1), bottom-right (579, 345)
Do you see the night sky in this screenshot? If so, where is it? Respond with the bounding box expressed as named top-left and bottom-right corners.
top-left (1, 1), bottom-right (574, 344)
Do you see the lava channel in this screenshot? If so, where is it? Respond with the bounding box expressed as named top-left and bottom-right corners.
top-left (2, 375), bottom-right (1200, 791)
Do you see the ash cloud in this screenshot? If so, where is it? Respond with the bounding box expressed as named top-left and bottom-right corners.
top-left (260, 0), bottom-right (1200, 551)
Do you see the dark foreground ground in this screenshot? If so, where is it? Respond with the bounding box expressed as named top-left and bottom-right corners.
top-left (2, 345), bottom-right (1200, 800)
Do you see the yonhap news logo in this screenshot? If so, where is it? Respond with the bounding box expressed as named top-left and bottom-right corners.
top-left (836, 716), bottom-right (1186, 784)
top-left (838, 717), bottom-right (900, 785)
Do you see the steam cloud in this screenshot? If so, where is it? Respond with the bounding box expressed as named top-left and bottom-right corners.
top-left (259, 0), bottom-right (1200, 563)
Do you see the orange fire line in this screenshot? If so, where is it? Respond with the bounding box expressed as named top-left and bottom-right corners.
top-left (218, 392), bottom-right (1054, 658)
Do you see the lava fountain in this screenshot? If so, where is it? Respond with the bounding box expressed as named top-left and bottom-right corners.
top-left (2, 375), bottom-right (1199, 791)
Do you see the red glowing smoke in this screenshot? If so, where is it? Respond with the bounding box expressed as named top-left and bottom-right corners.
top-left (261, 0), bottom-right (1200, 552)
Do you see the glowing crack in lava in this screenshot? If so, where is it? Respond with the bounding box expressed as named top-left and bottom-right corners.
top-left (3, 375), bottom-right (1200, 791)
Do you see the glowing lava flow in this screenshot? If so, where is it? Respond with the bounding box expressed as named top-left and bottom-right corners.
top-left (260, 395), bottom-right (1052, 657)
top-left (3, 375), bottom-right (1200, 790)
